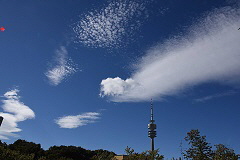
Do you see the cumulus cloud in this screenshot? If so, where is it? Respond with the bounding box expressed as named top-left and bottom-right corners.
top-left (100, 77), bottom-right (138, 97)
top-left (55, 112), bottom-right (101, 129)
top-left (0, 89), bottom-right (35, 139)
top-left (100, 5), bottom-right (240, 102)
top-left (45, 46), bottom-right (78, 86)
top-left (73, 0), bottom-right (149, 48)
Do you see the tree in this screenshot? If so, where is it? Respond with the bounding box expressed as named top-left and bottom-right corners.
top-left (125, 146), bottom-right (164, 160)
top-left (0, 139), bottom-right (120, 160)
top-left (45, 145), bottom-right (93, 160)
top-left (183, 129), bottom-right (212, 160)
top-left (212, 144), bottom-right (238, 160)
top-left (0, 140), bottom-right (8, 149)
top-left (8, 139), bottom-right (44, 159)
top-left (91, 149), bottom-right (116, 160)
top-left (0, 146), bottom-right (34, 160)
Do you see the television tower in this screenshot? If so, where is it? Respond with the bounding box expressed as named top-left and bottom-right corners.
top-left (0, 116), bottom-right (3, 127)
top-left (148, 100), bottom-right (157, 151)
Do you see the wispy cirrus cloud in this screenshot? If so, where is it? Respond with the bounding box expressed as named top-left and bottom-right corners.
top-left (0, 89), bottom-right (35, 139)
top-left (73, 0), bottom-right (150, 48)
top-left (194, 90), bottom-right (238, 103)
top-left (45, 46), bottom-right (78, 86)
top-left (55, 112), bottom-right (101, 129)
top-left (100, 5), bottom-right (240, 102)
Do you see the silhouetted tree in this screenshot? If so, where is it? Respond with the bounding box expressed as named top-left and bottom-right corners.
top-left (0, 139), bottom-right (120, 160)
top-left (0, 140), bottom-right (8, 149)
top-left (8, 139), bottom-right (44, 159)
top-left (45, 145), bottom-right (93, 160)
top-left (183, 129), bottom-right (212, 159)
top-left (125, 146), bottom-right (164, 160)
top-left (91, 149), bottom-right (116, 160)
top-left (212, 144), bottom-right (238, 160)
top-left (0, 145), bottom-right (34, 160)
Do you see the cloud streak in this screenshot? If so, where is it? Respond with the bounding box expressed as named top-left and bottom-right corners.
top-left (45, 46), bottom-right (77, 86)
top-left (73, 0), bottom-right (149, 48)
top-left (55, 112), bottom-right (101, 129)
top-left (100, 5), bottom-right (240, 102)
top-left (194, 90), bottom-right (237, 103)
top-left (0, 89), bottom-right (35, 139)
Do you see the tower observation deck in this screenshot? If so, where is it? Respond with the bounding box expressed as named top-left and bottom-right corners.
top-left (148, 100), bottom-right (157, 151)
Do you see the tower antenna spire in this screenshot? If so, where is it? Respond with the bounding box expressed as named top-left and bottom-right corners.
top-left (148, 99), bottom-right (157, 151)
top-left (151, 99), bottom-right (154, 122)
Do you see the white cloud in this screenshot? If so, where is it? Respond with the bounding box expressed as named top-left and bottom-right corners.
top-left (73, 0), bottom-right (149, 48)
top-left (100, 77), bottom-right (138, 97)
top-left (194, 90), bottom-right (237, 103)
top-left (0, 89), bottom-right (35, 139)
top-left (100, 5), bottom-right (240, 102)
top-left (55, 112), bottom-right (101, 129)
top-left (45, 46), bottom-right (77, 86)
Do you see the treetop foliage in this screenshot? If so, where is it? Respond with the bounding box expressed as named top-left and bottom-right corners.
top-left (124, 146), bottom-right (164, 160)
top-left (0, 130), bottom-right (238, 160)
top-left (183, 129), bottom-right (238, 160)
top-left (0, 139), bottom-right (115, 160)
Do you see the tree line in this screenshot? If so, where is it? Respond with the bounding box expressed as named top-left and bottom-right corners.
top-left (0, 129), bottom-right (238, 160)
top-left (0, 140), bottom-right (115, 160)
top-left (125, 129), bottom-right (239, 160)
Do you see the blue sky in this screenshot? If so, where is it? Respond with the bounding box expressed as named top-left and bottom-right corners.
top-left (0, 0), bottom-right (240, 158)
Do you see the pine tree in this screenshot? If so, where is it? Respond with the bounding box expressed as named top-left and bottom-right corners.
top-left (213, 144), bottom-right (238, 160)
top-left (183, 129), bottom-right (212, 160)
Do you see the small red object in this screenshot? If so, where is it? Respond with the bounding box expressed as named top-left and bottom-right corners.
top-left (0, 27), bottom-right (5, 32)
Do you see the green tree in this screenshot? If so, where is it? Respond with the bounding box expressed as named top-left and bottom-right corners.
top-left (0, 145), bottom-right (34, 160)
top-left (45, 145), bottom-right (93, 160)
top-left (125, 146), bottom-right (164, 160)
top-left (212, 144), bottom-right (238, 160)
top-left (0, 140), bottom-right (8, 149)
top-left (8, 139), bottom-right (44, 159)
top-left (91, 149), bottom-right (116, 160)
top-left (183, 129), bottom-right (212, 160)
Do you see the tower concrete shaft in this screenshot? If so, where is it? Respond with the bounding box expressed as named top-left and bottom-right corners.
top-left (148, 100), bottom-right (157, 151)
